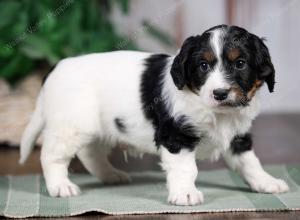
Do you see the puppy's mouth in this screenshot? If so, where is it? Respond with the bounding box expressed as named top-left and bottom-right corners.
top-left (219, 99), bottom-right (249, 108)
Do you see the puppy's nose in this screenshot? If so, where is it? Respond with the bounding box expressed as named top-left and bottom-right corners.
top-left (213, 88), bottom-right (230, 101)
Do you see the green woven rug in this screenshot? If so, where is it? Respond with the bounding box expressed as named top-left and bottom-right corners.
top-left (1, 165), bottom-right (300, 218)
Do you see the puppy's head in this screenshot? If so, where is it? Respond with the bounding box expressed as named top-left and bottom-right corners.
top-left (170, 25), bottom-right (275, 108)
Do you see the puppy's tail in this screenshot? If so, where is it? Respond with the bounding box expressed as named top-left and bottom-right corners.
top-left (19, 91), bottom-right (45, 164)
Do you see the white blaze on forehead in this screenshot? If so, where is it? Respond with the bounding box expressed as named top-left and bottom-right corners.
top-left (209, 28), bottom-right (226, 61)
top-left (208, 28), bottom-right (228, 87)
top-left (199, 27), bottom-right (230, 106)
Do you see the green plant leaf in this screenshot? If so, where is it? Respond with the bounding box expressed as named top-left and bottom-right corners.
top-left (0, 1), bottom-right (21, 29)
top-left (0, 0), bottom-right (174, 84)
top-left (0, 53), bottom-right (33, 83)
top-left (0, 40), bottom-right (15, 58)
top-left (21, 35), bottom-right (59, 64)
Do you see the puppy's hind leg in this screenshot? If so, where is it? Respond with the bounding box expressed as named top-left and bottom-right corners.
top-left (77, 142), bottom-right (131, 184)
top-left (41, 131), bottom-right (85, 197)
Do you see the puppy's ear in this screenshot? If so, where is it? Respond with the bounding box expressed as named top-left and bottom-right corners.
top-left (170, 36), bottom-right (197, 90)
top-left (252, 35), bottom-right (275, 93)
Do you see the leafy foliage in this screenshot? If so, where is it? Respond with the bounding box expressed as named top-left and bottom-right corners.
top-left (0, 0), bottom-right (171, 84)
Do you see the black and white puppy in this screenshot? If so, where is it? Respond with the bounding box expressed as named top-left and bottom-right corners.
top-left (20, 25), bottom-right (289, 205)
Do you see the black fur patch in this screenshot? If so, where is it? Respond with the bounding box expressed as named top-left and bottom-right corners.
top-left (155, 116), bottom-right (200, 154)
top-left (140, 54), bottom-right (200, 154)
top-left (221, 25), bottom-right (275, 94)
top-left (114, 118), bottom-right (126, 133)
top-left (170, 33), bottom-right (214, 91)
top-left (230, 133), bottom-right (252, 154)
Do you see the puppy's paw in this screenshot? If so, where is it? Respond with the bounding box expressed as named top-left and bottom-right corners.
top-left (248, 175), bottom-right (289, 194)
top-left (168, 187), bottom-right (204, 206)
top-left (47, 179), bottom-right (81, 197)
top-left (101, 170), bottom-right (131, 185)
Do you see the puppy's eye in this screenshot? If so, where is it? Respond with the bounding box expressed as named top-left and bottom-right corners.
top-left (200, 61), bottom-right (210, 72)
top-left (235, 59), bottom-right (246, 70)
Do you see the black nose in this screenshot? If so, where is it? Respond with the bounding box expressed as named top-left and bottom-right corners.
top-left (213, 89), bottom-right (230, 101)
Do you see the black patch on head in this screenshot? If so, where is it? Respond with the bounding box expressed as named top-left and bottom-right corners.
top-left (114, 118), bottom-right (126, 133)
top-left (140, 54), bottom-right (201, 153)
top-left (251, 36), bottom-right (275, 93)
top-left (230, 133), bottom-right (252, 155)
top-left (221, 25), bottom-right (275, 94)
top-left (170, 34), bottom-right (216, 91)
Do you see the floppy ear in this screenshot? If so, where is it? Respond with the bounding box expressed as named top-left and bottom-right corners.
top-left (170, 36), bottom-right (197, 90)
top-left (253, 36), bottom-right (275, 93)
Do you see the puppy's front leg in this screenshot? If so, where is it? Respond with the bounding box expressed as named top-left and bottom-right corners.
top-left (161, 147), bottom-right (203, 206)
top-left (223, 133), bottom-right (289, 194)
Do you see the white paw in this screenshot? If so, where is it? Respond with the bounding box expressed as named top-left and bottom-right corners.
top-left (168, 187), bottom-right (204, 206)
top-left (248, 175), bottom-right (289, 194)
top-left (101, 170), bottom-right (131, 185)
top-left (47, 179), bottom-right (81, 197)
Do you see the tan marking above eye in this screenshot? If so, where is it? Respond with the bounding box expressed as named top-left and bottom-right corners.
top-left (228, 48), bottom-right (240, 61)
top-left (202, 51), bottom-right (215, 62)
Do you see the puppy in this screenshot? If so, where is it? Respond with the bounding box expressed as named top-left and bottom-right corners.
top-left (20, 25), bottom-right (289, 205)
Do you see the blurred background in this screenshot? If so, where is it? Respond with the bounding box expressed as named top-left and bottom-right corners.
top-left (0, 0), bottom-right (299, 174)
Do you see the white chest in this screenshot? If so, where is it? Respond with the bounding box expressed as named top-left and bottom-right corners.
top-left (195, 110), bottom-right (255, 161)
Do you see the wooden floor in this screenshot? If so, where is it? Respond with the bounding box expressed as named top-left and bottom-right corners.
top-left (0, 114), bottom-right (300, 219)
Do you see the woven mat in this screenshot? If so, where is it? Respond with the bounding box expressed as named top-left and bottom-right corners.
top-left (1, 165), bottom-right (300, 218)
